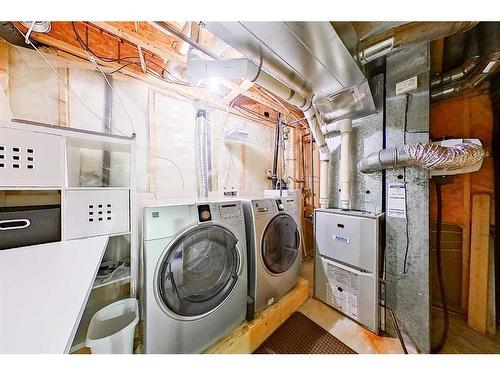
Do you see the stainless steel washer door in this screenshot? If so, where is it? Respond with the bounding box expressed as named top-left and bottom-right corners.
top-left (157, 225), bottom-right (240, 317)
top-left (261, 213), bottom-right (300, 274)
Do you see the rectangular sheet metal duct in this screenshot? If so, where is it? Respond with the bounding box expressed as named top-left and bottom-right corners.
top-left (204, 22), bottom-right (366, 98)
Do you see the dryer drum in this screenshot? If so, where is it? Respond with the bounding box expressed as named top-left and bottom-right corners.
top-left (261, 214), bottom-right (300, 274)
top-left (157, 225), bottom-right (240, 317)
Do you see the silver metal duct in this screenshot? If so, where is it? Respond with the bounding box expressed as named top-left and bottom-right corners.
top-left (431, 22), bottom-right (500, 101)
top-left (357, 22), bottom-right (477, 65)
top-left (204, 22), bottom-right (366, 98)
top-left (358, 142), bottom-right (486, 174)
top-left (196, 108), bottom-right (209, 198)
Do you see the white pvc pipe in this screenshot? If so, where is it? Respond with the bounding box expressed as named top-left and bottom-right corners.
top-left (337, 118), bottom-right (353, 209)
top-left (164, 22), bottom-right (192, 82)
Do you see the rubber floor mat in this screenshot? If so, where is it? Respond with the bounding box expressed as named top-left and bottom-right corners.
top-left (253, 312), bottom-right (356, 354)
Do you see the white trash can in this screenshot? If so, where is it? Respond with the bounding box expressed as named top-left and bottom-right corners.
top-left (86, 298), bottom-right (139, 354)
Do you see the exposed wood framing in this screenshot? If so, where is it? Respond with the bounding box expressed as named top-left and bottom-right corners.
top-left (204, 278), bottom-right (310, 354)
top-left (15, 21), bottom-right (303, 121)
top-left (57, 50), bottom-right (70, 127)
top-left (91, 21), bottom-right (186, 65)
top-left (89, 22), bottom-right (298, 118)
top-left (461, 173), bottom-right (471, 310)
top-left (14, 25), bottom-right (231, 111)
top-left (461, 116), bottom-right (471, 310)
top-left (0, 40), bottom-right (10, 110)
top-left (137, 46), bottom-right (147, 73)
top-left (468, 193), bottom-right (491, 333)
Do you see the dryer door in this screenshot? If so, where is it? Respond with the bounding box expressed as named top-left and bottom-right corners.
top-left (157, 225), bottom-right (240, 317)
top-left (261, 213), bottom-right (300, 274)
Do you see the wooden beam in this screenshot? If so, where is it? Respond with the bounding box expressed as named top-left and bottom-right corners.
top-left (91, 21), bottom-right (185, 65)
top-left (461, 107), bottom-right (472, 310)
top-left (468, 193), bottom-right (491, 333)
top-left (57, 50), bottom-right (70, 127)
top-left (137, 46), bottom-right (147, 74)
top-left (204, 278), bottom-right (309, 354)
top-left (461, 173), bottom-right (471, 310)
top-left (0, 40), bottom-right (10, 116)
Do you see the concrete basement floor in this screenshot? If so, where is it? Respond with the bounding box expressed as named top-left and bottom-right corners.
top-left (298, 258), bottom-right (417, 354)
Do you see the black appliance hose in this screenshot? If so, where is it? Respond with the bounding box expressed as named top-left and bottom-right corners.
top-left (431, 181), bottom-right (449, 353)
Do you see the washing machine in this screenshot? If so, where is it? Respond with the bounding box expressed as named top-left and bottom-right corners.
top-left (142, 199), bottom-right (247, 353)
top-left (242, 197), bottom-right (302, 318)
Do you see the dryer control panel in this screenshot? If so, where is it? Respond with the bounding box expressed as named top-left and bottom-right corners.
top-left (252, 199), bottom-right (276, 216)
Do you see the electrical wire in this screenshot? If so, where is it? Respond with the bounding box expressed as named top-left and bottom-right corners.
top-left (155, 156), bottom-right (185, 190)
top-left (402, 93), bottom-right (411, 275)
top-left (386, 307), bottom-right (409, 354)
top-left (71, 22), bottom-right (199, 88)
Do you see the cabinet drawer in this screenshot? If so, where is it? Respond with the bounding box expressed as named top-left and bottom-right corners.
top-left (0, 205), bottom-right (61, 250)
top-left (64, 189), bottom-right (129, 240)
top-left (0, 127), bottom-right (63, 187)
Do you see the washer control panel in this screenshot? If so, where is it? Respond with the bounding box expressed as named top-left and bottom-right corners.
top-left (211, 201), bottom-right (244, 224)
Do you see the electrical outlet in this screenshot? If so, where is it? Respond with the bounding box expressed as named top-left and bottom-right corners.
top-left (395, 76), bottom-right (418, 95)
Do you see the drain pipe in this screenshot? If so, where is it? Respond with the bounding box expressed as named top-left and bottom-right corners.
top-left (163, 22), bottom-right (194, 82)
top-left (187, 57), bottom-right (332, 207)
top-left (196, 108), bottom-right (209, 198)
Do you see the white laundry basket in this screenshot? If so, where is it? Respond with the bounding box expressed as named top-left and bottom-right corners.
top-left (86, 298), bottom-right (139, 354)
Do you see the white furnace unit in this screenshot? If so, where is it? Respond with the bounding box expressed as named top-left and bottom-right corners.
top-left (314, 209), bottom-right (384, 333)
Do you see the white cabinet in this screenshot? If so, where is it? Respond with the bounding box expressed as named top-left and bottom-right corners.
top-left (0, 127), bottom-right (63, 187)
top-left (64, 189), bottom-right (130, 240)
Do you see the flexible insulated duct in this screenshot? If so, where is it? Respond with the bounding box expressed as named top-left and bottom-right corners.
top-left (358, 142), bottom-right (486, 174)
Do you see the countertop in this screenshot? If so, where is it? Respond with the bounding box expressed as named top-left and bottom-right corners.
top-left (0, 236), bottom-right (108, 353)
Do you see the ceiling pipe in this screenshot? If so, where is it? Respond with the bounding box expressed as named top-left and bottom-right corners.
top-left (432, 22), bottom-right (500, 101)
top-left (357, 22), bottom-right (478, 65)
top-left (162, 22), bottom-right (196, 82)
top-left (187, 56), bottom-right (332, 208)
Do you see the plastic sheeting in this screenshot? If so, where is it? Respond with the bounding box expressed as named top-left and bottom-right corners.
top-left (5, 42), bottom-right (276, 200)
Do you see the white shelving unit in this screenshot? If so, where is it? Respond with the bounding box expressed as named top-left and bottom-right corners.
top-left (0, 120), bottom-right (138, 352)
